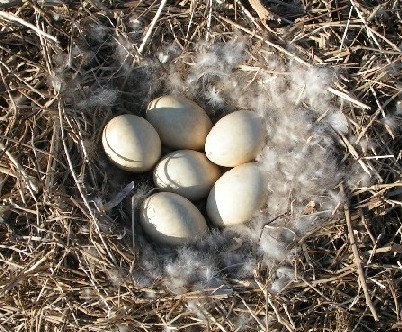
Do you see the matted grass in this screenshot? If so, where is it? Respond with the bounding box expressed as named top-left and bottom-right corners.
top-left (0, 1), bottom-right (401, 331)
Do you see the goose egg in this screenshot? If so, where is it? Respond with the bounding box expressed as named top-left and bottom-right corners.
top-left (153, 150), bottom-right (221, 201)
top-left (205, 110), bottom-right (266, 167)
top-left (146, 95), bottom-right (212, 150)
top-left (102, 114), bottom-right (161, 172)
top-left (140, 192), bottom-right (208, 245)
top-left (206, 162), bottom-right (268, 226)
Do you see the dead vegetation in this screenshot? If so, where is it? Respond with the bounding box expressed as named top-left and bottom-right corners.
top-left (1, 0), bottom-right (402, 331)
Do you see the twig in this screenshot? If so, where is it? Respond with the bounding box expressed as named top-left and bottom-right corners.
top-left (0, 10), bottom-right (58, 43)
top-left (218, 15), bottom-right (308, 66)
top-left (138, 0), bottom-right (167, 54)
top-left (234, 0), bottom-right (261, 30)
top-left (248, 0), bottom-right (273, 21)
top-left (44, 122), bottom-right (60, 196)
top-left (131, 195), bottom-right (136, 253)
top-left (341, 184), bottom-right (379, 321)
top-left (206, 0), bottom-right (213, 41)
top-left (219, 15), bottom-right (372, 110)
top-left (0, 142), bottom-right (38, 197)
top-left (349, 0), bottom-right (391, 64)
top-left (355, 109), bottom-right (381, 145)
top-left (327, 86), bottom-right (370, 110)
top-left (267, 297), bottom-right (295, 332)
top-left (353, 0), bottom-right (401, 52)
top-left (338, 133), bottom-right (371, 176)
top-left (254, 278), bottom-right (295, 332)
top-left (339, 6), bottom-right (353, 53)
top-left (354, 181), bottom-right (402, 194)
top-left (57, 101), bottom-right (117, 266)
top-left (236, 293), bottom-right (266, 331)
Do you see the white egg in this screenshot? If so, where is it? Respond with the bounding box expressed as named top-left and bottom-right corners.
top-left (206, 162), bottom-right (268, 226)
top-left (140, 192), bottom-right (208, 245)
top-left (146, 95), bottom-right (212, 150)
top-left (102, 114), bottom-right (161, 172)
top-left (153, 150), bottom-right (221, 201)
top-left (205, 110), bottom-right (266, 167)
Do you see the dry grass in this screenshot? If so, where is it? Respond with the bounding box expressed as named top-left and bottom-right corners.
top-left (1, 0), bottom-right (402, 331)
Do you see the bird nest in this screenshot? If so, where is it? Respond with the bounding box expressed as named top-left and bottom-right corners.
top-left (1, 1), bottom-right (402, 331)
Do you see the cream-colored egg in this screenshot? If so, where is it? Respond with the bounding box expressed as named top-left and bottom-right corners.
top-left (206, 162), bottom-right (268, 226)
top-left (205, 110), bottom-right (266, 167)
top-left (102, 114), bottom-right (161, 172)
top-left (146, 95), bottom-right (212, 150)
top-left (153, 150), bottom-right (221, 201)
top-left (140, 192), bottom-right (208, 245)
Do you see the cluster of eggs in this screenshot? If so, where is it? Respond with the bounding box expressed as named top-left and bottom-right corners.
top-left (102, 95), bottom-right (268, 245)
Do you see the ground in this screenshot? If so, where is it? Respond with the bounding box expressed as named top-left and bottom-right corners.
top-left (0, 1), bottom-right (402, 331)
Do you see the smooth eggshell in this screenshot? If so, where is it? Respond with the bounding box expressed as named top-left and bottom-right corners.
top-left (153, 150), bottom-right (221, 201)
top-left (146, 95), bottom-right (212, 150)
top-left (102, 114), bottom-right (161, 172)
top-left (205, 110), bottom-right (266, 167)
top-left (206, 162), bottom-right (268, 226)
top-left (140, 192), bottom-right (208, 245)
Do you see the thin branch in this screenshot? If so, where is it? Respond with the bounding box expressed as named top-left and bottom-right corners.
top-left (341, 184), bottom-right (379, 321)
top-left (0, 10), bottom-right (58, 43)
top-left (138, 0), bottom-right (167, 54)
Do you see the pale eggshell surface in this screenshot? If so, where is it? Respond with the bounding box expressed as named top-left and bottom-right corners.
top-left (146, 95), bottom-right (213, 150)
top-left (102, 114), bottom-right (161, 172)
top-left (205, 110), bottom-right (266, 167)
top-left (206, 162), bottom-right (268, 226)
top-left (153, 150), bottom-right (221, 201)
top-left (140, 192), bottom-right (208, 245)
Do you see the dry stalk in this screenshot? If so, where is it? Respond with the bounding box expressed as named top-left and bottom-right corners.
top-left (0, 10), bottom-right (58, 43)
top-left (138, 0), bottom-right (167, 54)
top-left (341, 184), bottom-right (379, 321)
top-left (57, 102), bottom-right (117, 266)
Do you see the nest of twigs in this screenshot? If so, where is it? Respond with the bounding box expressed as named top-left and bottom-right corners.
top-left (1, 0), bottom-right (402, 331)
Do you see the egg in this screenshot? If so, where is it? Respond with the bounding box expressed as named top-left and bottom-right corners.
top-left (146, 95), bottom-right (212, 150)
top-left (206, 162), bottom-right (268, 226)
top-left (153, 150), bottom-right (221, 201)
top-left (102, 114), bottom-right (161, 172)
top-left (205, 110), bottom-right (266, 167)
top-left (140, 192), bottom-right (208, 245)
